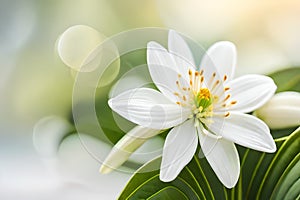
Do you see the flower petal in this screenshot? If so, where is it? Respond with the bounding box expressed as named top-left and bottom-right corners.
top-left (147, 41), bottom-right (190, 102)
top-left (168, 30), bottom-right (195, 71)
top-left (100, 126), bottom-right (161, 174)
top-left (108, 88), bottom-right (191, 129)
top-left (209, 112), bottom-right (276, 153)
top-left (198, 128), bottom-right (240, 188)
top-left (200, 41), bottom-right (237, 82)
top-left (160, 119), bottom-right (198, 182)
top-left (223, 74), bottom-right (277, 113)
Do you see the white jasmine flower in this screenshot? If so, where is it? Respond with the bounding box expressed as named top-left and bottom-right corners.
top-left (255, 91), bottom-right (300, 129)
top-left (101, 30), bottom-right (277, 188)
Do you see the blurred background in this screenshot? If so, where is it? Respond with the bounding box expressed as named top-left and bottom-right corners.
top-left (1, 0), bottom-right (300, 199)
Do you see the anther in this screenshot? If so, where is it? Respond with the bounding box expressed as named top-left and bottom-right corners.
top-left (178, 74), bottom-right (182, 78)
top-left (223, 75), bottom-right (227, 81)
top-left (224, 112), bottom-right (230, 117)
top-left (209, 72), bottom-right (217, 85)
top-left (231, 100), bottom-right (237, 105)
top-left (212, 80), bottom-right (220, 90)
top-left (224, 94), bottom-right (231, 101)
top-left (200, 76), bottom-right (204, 83)
top-left (176, 101), bottom-right (181, 105)
top-left (224, 87), bottom-right (230, 91)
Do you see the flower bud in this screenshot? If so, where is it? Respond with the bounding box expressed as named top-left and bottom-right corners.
top-left (255, 91), bottom-right (300, 129)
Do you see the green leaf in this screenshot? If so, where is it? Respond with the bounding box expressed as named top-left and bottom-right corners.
top-left (147, 187), bottom-right (189, 200)
top-left (118, 157), bottom-right (201, 200)
top-left (271, 127), bottom-right (298, 139)
top-left (119, 127), bottom-right (300, 200)
top-left (271, 153), bottom-right (300, 199)
top-left (256, 127), bottom-right (300, 199)
top-left (268, 67), bottom-right (300, 92)
top-left (284, 178), bottom-right (300, 200)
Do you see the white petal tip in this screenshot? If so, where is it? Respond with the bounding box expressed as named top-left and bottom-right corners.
top-left (99, 165), bottom-right (113, 174)
top-left (266, 76), bottom-right (277, 93)
top-left (168, 29), bottom-right (180, 38)
top-left (212, 41), bottom-right (237, 64)
top-left (221, 170), bottom-right (239, 189)
top-left (266, 143), bottom-right (277, 153)
top-left (214, 41), bottom-right (236, 49)
top-left (108, 98), bottom-right (113, 108)
top-left (261, 133), bottom-right (277, 153)
top-left (147, 41), bottom-right (162, 49)
top-left (159, 173), bottom-right (175, 183)
top-left (213, 166), bottom-right (239, 188)
top-left (214, 163), bottom-right (240, 189)
top-left (223, 179), bottom-right (239, 189)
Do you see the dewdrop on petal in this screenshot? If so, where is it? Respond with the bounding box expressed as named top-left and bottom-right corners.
top-left (255, 91), bottom-right (300, 129)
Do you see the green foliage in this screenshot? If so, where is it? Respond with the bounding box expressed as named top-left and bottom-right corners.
top-left (268, 67), bottom-right (300, 93)
top-left (119, 127), bottom-right (300, 200)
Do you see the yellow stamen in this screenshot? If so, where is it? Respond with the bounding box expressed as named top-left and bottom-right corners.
top-left (231, 100), bottom-right (237, 105)
top-left (198, 88), bottom-right (211, 100)
top-left (200, 76), bottom-right (204, 83)
top-left (224, 94), bottom-right (231, 101)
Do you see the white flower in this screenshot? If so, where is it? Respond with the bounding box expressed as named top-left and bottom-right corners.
top-left (255, 91), bottom-right (300, 129)
top-left (100, 30), bottom-right (277, 188)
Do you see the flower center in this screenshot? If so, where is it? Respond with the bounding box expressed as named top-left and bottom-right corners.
top-left (192, 88), bottom-right (214, 127)
top-left (174, 68), bottom-right (235, 127)
top-left (195, 88), bottom-right (212, 109)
